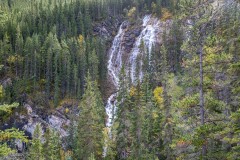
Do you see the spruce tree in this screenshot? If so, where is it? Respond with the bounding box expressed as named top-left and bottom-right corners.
top-left (27, 123), bottom-right (44, 160)
top-left (15, 24), bottom-right (23, 77)
top-left (43, 128), bottom-right (61, 160)
top-left (74, 73), bottom-right (104, 160)
top-left (115, 67), bottom-right (132, 159)
top-left (0, 85), bottom-right (26, 157)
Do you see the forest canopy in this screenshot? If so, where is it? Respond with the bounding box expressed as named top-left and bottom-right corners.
top-left (0, 0), bottom-right (240, 159)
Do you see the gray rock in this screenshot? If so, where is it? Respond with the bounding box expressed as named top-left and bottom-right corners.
top-left (1, 78), bottom-right (12, 88)
top-left (93, 15), bottom-right (124, 41)
top-left (47, 115), bottom-right (70, 137)
top-left (23, 122), bottom-right (37, 137)
top-left (19, 103), bottom-right (73, 139)
top-left (15, 139), bottom-right (24, 152)
top-left (24, 104), bottom-right (33, 115)
top-left (121, 22), bottom-right (128, 29)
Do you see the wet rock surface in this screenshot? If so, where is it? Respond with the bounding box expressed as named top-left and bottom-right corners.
top-left (93, 15), bottom-right (124, 41)
top-left (123, 27), bottom-right (142, 53)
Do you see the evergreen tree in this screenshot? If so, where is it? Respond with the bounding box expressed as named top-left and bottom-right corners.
top-left (74, 73), bottom-right (105, 160)
top-left (115, 67), bottom-right (132, 159)
top-left (172, 2), bottom-right (233, 158)
top-left (77, 35), bottom-right (87, 96)
top-left (27, 123), bottom-right (44, 160)
top-left (0, 85), bottom-right (26, 157)
top-left (156, 0), bottom-right (162, 17)
top-left (88, 49), bottom-right (99, 81)
top-left (0, 128), bottom-right (27, 157)
top-left (15, 24), bottom-right (23, 77)
top-left (43, 128), bottom-right (61, 160)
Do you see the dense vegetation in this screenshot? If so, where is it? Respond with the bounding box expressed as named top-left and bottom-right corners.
top-left (0, 0), bottom-right (240, 159)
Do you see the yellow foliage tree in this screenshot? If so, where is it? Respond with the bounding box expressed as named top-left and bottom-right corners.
top-left (78, 35), bottom-right (85, 45)
top-left (153, 87), bottom-right (164, 105)
top-left (127, 7), bottom-right (136, 22)
top-left (161, 8), bottom-right (172, 21)
top-left (7, 55), bottom-right (23, 65)
top-left (129, 86), bottom-right (137, 97)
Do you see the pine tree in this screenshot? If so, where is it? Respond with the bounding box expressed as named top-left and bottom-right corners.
top-left (115, 67), bottom-right (131, 159)
top-left (53, 34), bottom-right (61, 107)
top-left (3, 33), bottom-right (12, 66)
top-left (73, 73), bottom-right (104, 160)
top-left (88, 49), bottom-right (99, 81)
top-left (172, 2), bottom-right (233, 158)
top-left (84, 7), bottom-right (92, 36)
top-left (77, 35), bottom-right (87, 96)
top-left (43, 33), bottom-right (54, 99)
top-left (60, 40), bottom-right (71, 97)
top-left (43, 128), bottom-right (61, 160)
top-left (0, 73), bottom-right (27, 157)
top-left (27, 123), bottom-right (44, 160)
top-left (129, 81), bottom-right (153, 159)
top-left (0, 86), bottom-right (26, 157)
top-left (156, 0), bottom-right (162, 17)
top-left (160, 44), bottom-right (174, 160)
top-left (15, 24), bottom-right (23, 77)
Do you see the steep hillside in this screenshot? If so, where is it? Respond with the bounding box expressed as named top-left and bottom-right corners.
top-left (0, 0), bottom-right (240, 159)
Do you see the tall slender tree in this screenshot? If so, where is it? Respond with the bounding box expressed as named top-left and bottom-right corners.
top-left (74, 73), bottom-right (104, 160)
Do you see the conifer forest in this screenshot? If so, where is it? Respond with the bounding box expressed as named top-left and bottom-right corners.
top-left (0, 0), bottom-right (240, 159)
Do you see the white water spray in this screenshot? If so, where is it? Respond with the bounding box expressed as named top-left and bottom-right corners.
top-left (104, 15), bottom-right (164, 156)
top-left (129, 15), bottom-right (161, 83)
top-left (106, 22), bottom-right (126, 128)
top-left (103, 22), bottom-right (126, 156)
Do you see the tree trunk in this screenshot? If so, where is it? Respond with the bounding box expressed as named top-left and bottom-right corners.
top-left (199, 46), bottom-right (206, 158)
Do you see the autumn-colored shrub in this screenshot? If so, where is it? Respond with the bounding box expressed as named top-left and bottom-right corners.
top-left (161, 8), bottom-right (172, 21)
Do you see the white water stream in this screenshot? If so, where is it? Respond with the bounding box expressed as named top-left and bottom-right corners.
top-left (104, 15), bottom-right (162, 156)
top-left (129, 15), bottom-right (161, 83)
top-left (103, 22), bottom-right (126, 157)
top-left (104, 0), bottom-right (224, 156)
top-left (106, 22), bottom-right (126, 128)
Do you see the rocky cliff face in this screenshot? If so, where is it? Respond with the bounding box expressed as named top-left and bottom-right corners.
top-left (93, 15), bottom-right (124, 42)
top-left (1, 99), bottom-right (78, 138)
top-left (1, 14), bottom-right (173, 153)
top-left (104, 15), bottom-right (173, 155)
top-left (0, 98), bottom-right (79, 153)
top-left (0, 16), bottom-right (125, 153)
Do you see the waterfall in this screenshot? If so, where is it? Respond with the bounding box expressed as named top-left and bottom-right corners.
top-left (106, 22), bottom-right (126, 128)
top-left (129, 15), bottom-right (161, 83)
top-left (104, 15), bottom-right (163, 156)
top-left (104, 22), bottom-right (126, 156)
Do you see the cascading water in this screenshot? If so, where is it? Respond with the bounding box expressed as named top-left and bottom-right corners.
top-left (129, 15), bottom-right (161, 83)
top-left (104, 15), bottom-right (164, 156)
top-left (104, 22), bottom-right (126, 156)
top-left (106, 22), bottom-right (126, 128)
